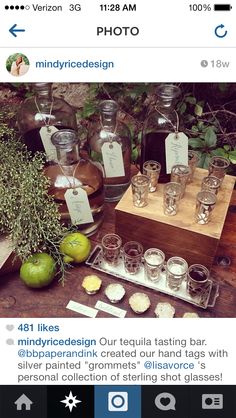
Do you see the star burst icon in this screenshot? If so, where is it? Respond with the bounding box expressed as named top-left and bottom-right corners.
top-left (60, 390), bottom-right (82, 412)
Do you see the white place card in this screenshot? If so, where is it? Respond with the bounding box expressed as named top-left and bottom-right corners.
top-left (66, 300), bottom-right (98, 317)
top-left (40, 126), bottom-right (58, 162)
top-left (95, 300), bottom-right (127, 318)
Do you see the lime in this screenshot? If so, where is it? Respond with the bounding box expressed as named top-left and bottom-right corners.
top-left (20, 253), bottom-right (56, 288)
top-left (59, 232), bottom-right (91, 263)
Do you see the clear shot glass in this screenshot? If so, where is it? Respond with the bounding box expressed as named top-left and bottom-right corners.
top-left (101, 233), bottom-right (122, 266)
top-left (163, 182), bottom-right (182, 216)
top-left (123, 241), bottom-right (144, 275)
top-left (201, 176), bottom-right (221, 195)
top-left (208, 156), bottom-right (230, 185)
top-left (166, 256), bottom-right (188, 291)
top-left (188, 150), bottom-right (200, 183)
top-left (195, 191), bottom-right (217, 225)
top-left (171, 164), bottom-right (191, 198)
top-left (144, 248), bottom-right (165, 283)
top-left (143, 160), bottom-right (161, 192)
top-left (131, 174), bottom-right (150, 207)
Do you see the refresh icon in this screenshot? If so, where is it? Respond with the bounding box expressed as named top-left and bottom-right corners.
top-left (215, 24), bottom-right (228, 38)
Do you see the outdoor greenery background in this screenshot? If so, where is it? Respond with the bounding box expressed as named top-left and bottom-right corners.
top-left (0, 82), bottom-right (236, 174)
top-left (0, 82), bottom-right (235, 281)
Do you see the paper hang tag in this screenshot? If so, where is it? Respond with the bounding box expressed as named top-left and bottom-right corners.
top-left (165, 132), bottom-right (189, 174)
top-left (101, 142), bottom-right (125, 178)
top-left (64, 187), bottom-right (94, 225)
top-left (40, 126), bottom-right (58, 162)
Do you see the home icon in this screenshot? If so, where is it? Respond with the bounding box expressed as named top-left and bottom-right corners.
top-left (14, 394), bottom-right (33, 411)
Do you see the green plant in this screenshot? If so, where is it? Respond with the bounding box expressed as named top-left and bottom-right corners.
top-left (178, 92), bottom-right (236, 172)
top-left (0, 109), bottom-right (18, 133)
top-left (0, 132), bottom-right (69, 284)
top-left (77, 83), bottom-right (236, 172)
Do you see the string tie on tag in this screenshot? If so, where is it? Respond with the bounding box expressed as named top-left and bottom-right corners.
top-left (34, 97), bottom-right (54, 129)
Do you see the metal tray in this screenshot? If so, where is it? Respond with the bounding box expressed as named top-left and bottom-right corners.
top-left (86, 245), bottom-right (220, 309)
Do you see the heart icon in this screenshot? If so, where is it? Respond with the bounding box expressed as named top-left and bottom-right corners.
top-left (6, 324), bottom-right (14, 331)
top-left (160, 397), bottom-right (170, 406)
top-left (155, 392), bottom-right (176, 411)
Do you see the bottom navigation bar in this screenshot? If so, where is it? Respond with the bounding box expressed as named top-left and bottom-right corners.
top-left (0, 385), bottom-right (235, 418)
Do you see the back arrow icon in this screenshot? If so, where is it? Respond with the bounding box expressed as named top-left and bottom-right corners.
top-left (9, 24), bottom-right (26, 37)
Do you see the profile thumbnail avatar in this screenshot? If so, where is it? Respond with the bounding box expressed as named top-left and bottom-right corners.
top-left (6, 52), bottom-right (30, 77)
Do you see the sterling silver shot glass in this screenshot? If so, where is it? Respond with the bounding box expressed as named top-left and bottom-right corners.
top-left (195, 191), bottom-right (217, 224)
top-left (171, 164), bottom-right (191, 198)
top-left (123, 241), bottom-right (144, 275)
top-left (187, 264), bottom-right (210, 298)
top-left (144, 248), bottom-right (165, 283)
top-left (131, 174), bottom-right (150, 208)
top-left (201, 176), bottom-right (221, 195)
top-left (188, 150), bottom-right (200, 183)
top-left (163, 182), bottom-right (182, 216)
top-left (208, 156), bottom-right (230, 185)
top-left (101, 233), bottom-right (122, 266)
top-left (143, 160), bottom-right (161, 192)
top-left (166, 256), bottom-right (188, 291)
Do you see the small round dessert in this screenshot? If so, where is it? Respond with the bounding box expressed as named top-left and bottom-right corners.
top-left (183, 312), bottom-right (199, 318)
top-left (82, 275), bottom-right (102, 295)
top-left (105, 283), bottom-right (126, 303)
top-left (129, 292), bottom-right (151, 314)
top-left (155, 302), bottom-right (175, 318)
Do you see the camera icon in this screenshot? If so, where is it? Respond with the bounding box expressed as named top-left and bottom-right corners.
top-left (108, 392), bottom-right (128, 412)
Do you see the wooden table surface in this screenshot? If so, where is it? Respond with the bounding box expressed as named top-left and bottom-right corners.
top-left (1, 187), bottom-right (236, 319)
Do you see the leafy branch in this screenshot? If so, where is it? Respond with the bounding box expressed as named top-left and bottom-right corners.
top-left (0, 130), bottom-right (69, 284)
top-left (177, 91), bottom-right (236, 170)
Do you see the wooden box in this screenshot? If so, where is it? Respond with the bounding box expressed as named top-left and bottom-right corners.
top-left (115, 168), bottom-right (235, 269)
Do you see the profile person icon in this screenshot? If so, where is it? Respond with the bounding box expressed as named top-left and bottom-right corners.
top-left (6, 53), bottom-right (30, 77)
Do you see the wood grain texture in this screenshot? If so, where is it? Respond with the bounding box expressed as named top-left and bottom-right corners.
top-left (115, 168), bottom-right (235, 239)
top-left (115, 210), bottom-right (218, 268)
top-left (115, 168), bottom-right (235, 269)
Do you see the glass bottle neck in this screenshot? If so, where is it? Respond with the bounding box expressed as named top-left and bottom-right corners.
top-left (55, 144), bottom-right (80, 167)
top-left (157, 97), bottom-right (176, 114)
top-left (100, 112), bottom-right (117, 131)
top-left (156, 85), bottom-right (180, 112)
top-left (35, 91), bottom-right (53, 101)
top-left (34, 84), bottom-right (53, 110)
top-left (157, 98), bottom-right (176, 112)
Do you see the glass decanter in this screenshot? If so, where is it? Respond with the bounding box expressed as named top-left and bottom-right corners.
top-left (88, 100), bottom-right (131, 202)
top-left (44, 129), bottom-right (104, 236)
top-left (141, 84), bottom-right (181, 183)
top-left (17, 83), bottom-right (77, 161)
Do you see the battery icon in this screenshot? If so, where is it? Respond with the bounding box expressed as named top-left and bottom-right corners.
top-left (214, 4), bottom-right (232, 10)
